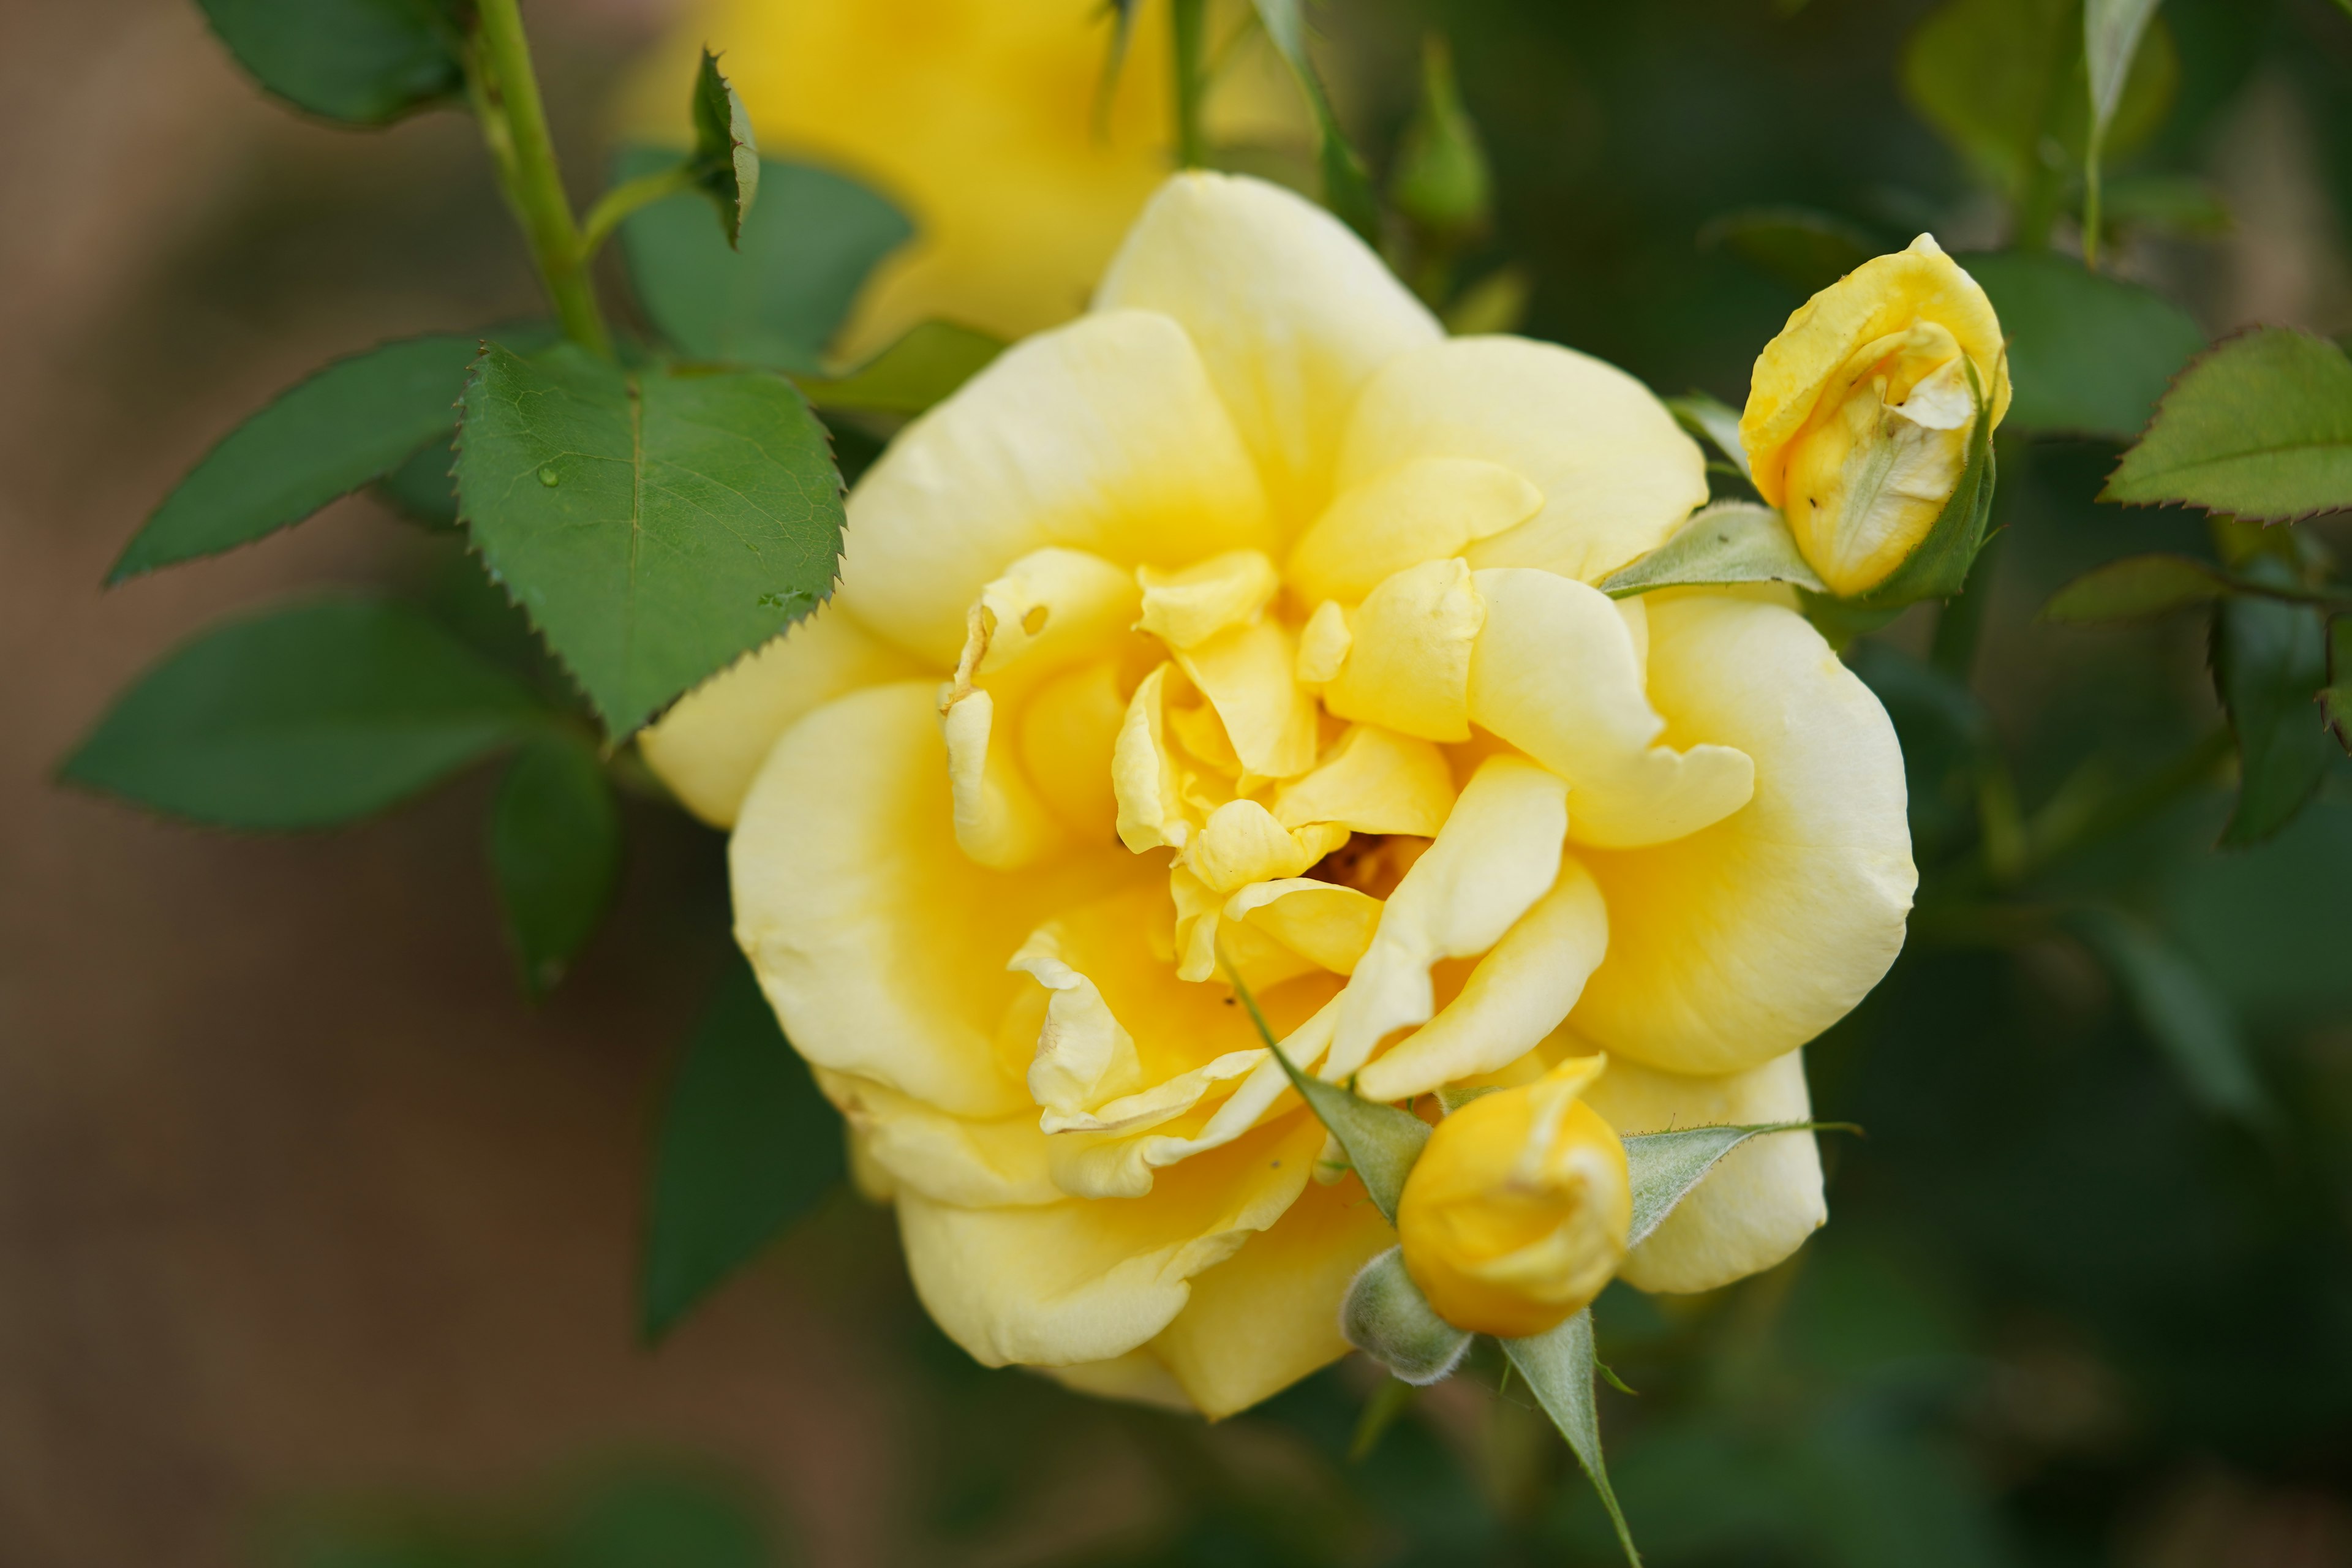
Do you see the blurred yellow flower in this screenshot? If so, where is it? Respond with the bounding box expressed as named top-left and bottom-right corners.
top-left (619, 0), bottom-right (1304, 360)
top-left (644, 173), bottom-right (1915, 1417)
top-left (1740, 235), bottom-right (2010, 597)
top-left (1395, 1057), bottom-right (1630, 1338)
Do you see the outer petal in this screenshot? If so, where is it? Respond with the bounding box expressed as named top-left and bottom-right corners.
top-left (816, 1067), bottom-right (1058, 1207)
top-left (1149, 1170), bottom-right (1396, 1418)
top-left (1579, 1048), bottom-right (1826, 1294)
top-left (1093, 172), bottom-right (1442, 516)
top-left (732, 681), bottom-right (1139, 1116)
top-left (840, 309), bottom-right (1272, 664)
top-left (1337, 336), bottom-right (1708, 586)
top-left (1569, 592), bottom-right (1915, 1075)
top-left (640, 603), bottom-right (929, 827)
top-left (897, 1117), bottom-right (1319, 1368)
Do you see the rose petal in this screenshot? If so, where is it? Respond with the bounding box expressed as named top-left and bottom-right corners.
top-left (1323, 558), bottom-right (1485, 744)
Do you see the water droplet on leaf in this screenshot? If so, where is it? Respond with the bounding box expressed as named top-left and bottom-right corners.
top-left (537, 466), bottom-right (560, 487)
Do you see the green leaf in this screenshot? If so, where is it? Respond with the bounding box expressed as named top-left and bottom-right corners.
top-left (642, 952), bottom-right (843, 1341)
top-left (456, 342), bottom-right (846, 739)
top-left (1600, 503), bottom-right (1825, 598)
top-left (688, 50), bottom-right (760, 247)
top-left (1502, 1310), bottom-right (1642, 1567)
top-left (1340, 1246), bottom-right (1472, 1384)
top-left (794, 320), bottom-right (1006, 417)
top-left (197, 0), bottom-right (466, 126)
top-left (59, 598), bottom-right (542, 829)
top-left (619, 149), bottom-right (913, 371)
top-left (1964, 251), bottom-right (2204, 440)
top-left (1662, 393), bottom-right (1753, 484)
top-left (1697, 205), bottom-right (1880, 298)
top-left (109, 334), bottom-right (483, 582)
top-left (489, 736), bottom-right (622, 997)
top-left (2041, 553), bottom-right (2231, 624)
top-left (1263, 1044), bottom-right (1430, 1223)
top-left (2326, 616), bottom-right (2352, 755)
top-left (1621, 1125), bottom-right (1825, 1249)
top-left (2211, 578), bottom-right (2334, 847)
top-left (1248, 0), bottom-right (1382, 241)
top-left (2102, 328), bottom-right (2352, 521)
top-left (1902, 0), bottom-right (2176, 200)
top-left (377, 440), bottom-right (462, 531)
top-left (2064, 908), bottom-right (2272, 1126)
top-left (1852, 361), bottom-right (2000, 609)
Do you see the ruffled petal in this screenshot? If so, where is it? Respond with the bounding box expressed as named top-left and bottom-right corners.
top-left (733, 681), bottom-right (1141, 1116)
top-left (640, 603), bottom-right (929, 828)
top-left (1273, 723), bottom-right (1455, 837)
top-left (1328, 755), bottom-right (1569, 1081)
top-left (1287, 457), bottom-right (1541, 606)
top-left (816, 1067), bottom-right (1058, 1207)
top-left (1093, 172), bottom-right (1442, 516)
top-left (1569, 592), bottom-right (1915, 1075)
top-left (1225, 878), bottom-right (1382, 975)
top-left (1323, 558), bottom-right (1485, 744)
top-left (1337, 336), bottom-right (1708, 585)
top-left (896, 1117), bottom-right (1319, 1368)
top-left (1174, 619), bottom-right (1319, 779)
top-left (840, 309), bottom-right (1273, 664)
top-left (1354, 856), bottom-right (1608, 1102)
top-left (1150, 1169), bottom-right (1397, 1418)
top-left (1467, 567), bottom-right (1754, 850)
top-left (1579, 1047), bottom-right (1826, 1294)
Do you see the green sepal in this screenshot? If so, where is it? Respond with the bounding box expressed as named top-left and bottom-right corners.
top-left (1599, 502), bottom-right (1825, 599)
top-left (1663, 392), bottom-right (1754, 484)
top-left (795, 321), bottom-right (1007, 417)
top-left (197, 0), bottom-right (467, 127)
top-left (1502, 1310), bottom-right (1642, 1567)
top-left (688, 50), bottom-right (760, 247)
top-left (488, 733), bottom-right (623, 997)
top-left (1847, 359), bottom-right (2001, 610)
top-left (1340, 1246), bottom-right (1472, 1384)
top-left (1623, 1123), bottom-right (1843, 1248)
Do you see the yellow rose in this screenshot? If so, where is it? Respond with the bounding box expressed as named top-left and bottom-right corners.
top-left (618, 0), bottom-right (1305, 360)
top-left (1395, 1057), bottom-right (1630, 1339)
top-left (1740, 235), bottom-right (2011, 598)
top-left (646, 173), bottom-right (1917, 1417)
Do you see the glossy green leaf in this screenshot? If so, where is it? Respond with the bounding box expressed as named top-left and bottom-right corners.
top-left (2212, 579), bottom-right (2334, 847)
top-left (794, 320), bottom-right (1006, 417)
top-left (688, 50), bottom-right (759, 247)
top-left (1250, 0), bottom-right (1382, 240)
top-left (489, 736), bottom-right (622, 997)
top-left (1964, 251), bottom-right (2204, 439)
top-left (1340, 1246), bottom-right (1471, 1384)
top-left (1697, 206), bottom-right (1879, 298)
top-left (2041, 553), bottom-right (2230, 624)
top-left (1600, 503), bottom-right (1824, 598)
top-left (619, 149), bottom-right (912, 371)
top-left (197, 0), bottom-right (466, 126)
top-left (1502, 1310), bottom-right (1642, 1567)
top-left (1622, 1124), bottom-right (1826, 1250)
top-left (377, 439), bottom-right (462, 531)
top-left (2102, 329), bottom-right (2352, 520)
top-left (109, 334), bottom-right (482, 582)
top-left (642, 952), bottom-right (843, 1341)
top-left (1663, 393), bottom-right (1753, 484)
top-left (1902, 0), bottom-right (2176, 200)
top-left (456, 343), bottom-right (846, 738)
top-left (59, 598), bottom-right (542, 829)
top-left (2064, 908), bottom-right (2271, 1126)
top-left (2326, 616), bottom-right (2352, 755)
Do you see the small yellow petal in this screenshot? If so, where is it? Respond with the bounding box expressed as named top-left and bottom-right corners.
top-left (943, 688), bottom-right (1069, 869)
top-left (1272, 723), bottom-right (1456, 837)
top-left (1294, 598), bottom-right (1351, 688)
top-left (1322, 558), bottom-right (1485, 744)
top-left (1175, 619), bottom-right (1319, 779)
top-left (1224, 878), bottom-right (1384, 975)
top-left (1137, 549), bottom-right (1281, 649)
top-left (1112, 663), bottom-right (1194, 852)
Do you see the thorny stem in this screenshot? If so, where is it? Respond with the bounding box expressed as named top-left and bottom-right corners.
top-left (469, 0), bottom-right (612, 358)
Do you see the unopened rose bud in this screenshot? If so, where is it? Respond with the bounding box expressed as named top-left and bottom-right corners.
top-left (1739, 235), bottom-right (2010, 598)
top-left (1395, 1057), bottom-right (1631, 1339)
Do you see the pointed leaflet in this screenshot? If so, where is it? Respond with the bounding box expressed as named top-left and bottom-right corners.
top-left (109, 334), bottom-right (483, 582)
top-left (1250, 0), bottom-right (1382, 241)
top-left (489, 734), bottom-right (623, 997)
top-left (59, 598), bottom-right (544, 829)
top-left (2211, 574), bottom-right (2334, 847)
top-left (1600, 502), bottom-right (1825, 598)
top-left (619, 151), bottom-right (913, 371)
top-left (643, 952), bottom-right (844, 1341)
top-left (1503, 1310), bottom-right (1642, 1567)
top-left (198, 0), bottom-right (466, 126)
top-left (1621, 1123), bottom-right (1828, 1250)
top-left (2103, 329), bottom-right (2352, 520)
top-left (2064, 908), bottom-right (2272, 1127)
top-left (456, 343), bottom-right (846, 738)
top-left (1341, 1246), bottom-right (1472, 1384)
top-left (1965, 251), bottom-right (2203, 439)
top-left (688, 50), bottom-right (760, 247)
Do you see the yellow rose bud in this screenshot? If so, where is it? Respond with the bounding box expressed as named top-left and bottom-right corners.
top-left (1395, 1058), bottom-right (1632, 1339)
top-left (1739, 234), bottom-right (2011, 598)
